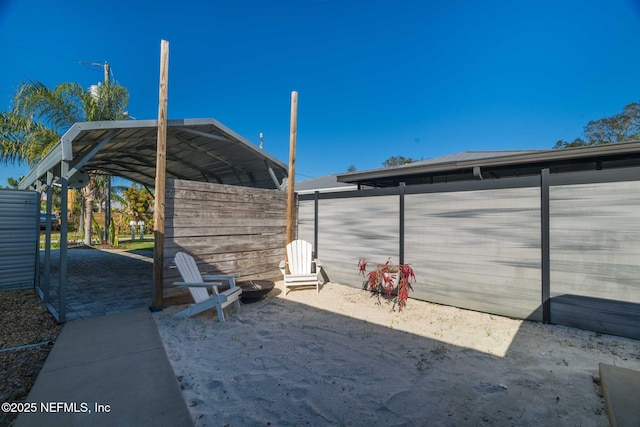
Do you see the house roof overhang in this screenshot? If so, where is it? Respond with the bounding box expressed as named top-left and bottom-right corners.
top-left (337, 141), bottom-right (640, 187)
top-left (18, 118), bottom-right (288, 191)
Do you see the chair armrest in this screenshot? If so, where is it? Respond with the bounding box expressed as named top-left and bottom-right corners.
top-left (202, 275), bottom-right (237, 282)
top-left (279, 261), bottom-right (286, 269)
top-left (202, 275), bottom-right (238, 289)
top-left (174, 281), bottom-right (223, 288)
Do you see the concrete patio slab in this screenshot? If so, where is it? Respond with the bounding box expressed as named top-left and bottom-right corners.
top-left (599, 362), bottom-right (640, 427)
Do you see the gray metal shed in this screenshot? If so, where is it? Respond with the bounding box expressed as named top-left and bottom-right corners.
top-left (18, 118), bottom-right (288, 321)
top-left (0, 188), bottom-right (39, 291)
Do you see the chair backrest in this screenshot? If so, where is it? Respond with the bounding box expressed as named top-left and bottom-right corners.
top-left (174, 252), bottom-right (209, 303)
top-left (286, 240), bottom-right (313, 275)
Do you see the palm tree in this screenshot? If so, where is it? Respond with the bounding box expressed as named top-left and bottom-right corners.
top-left (0, 80), bottom-right (129, 245)
top-left (93, 174), bottom-right (112, 213)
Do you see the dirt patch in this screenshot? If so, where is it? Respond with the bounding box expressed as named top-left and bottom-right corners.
top-left (0, 289), bottom-right (63, 427)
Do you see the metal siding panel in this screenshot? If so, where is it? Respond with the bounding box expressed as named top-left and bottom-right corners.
top-left (0, 189), bottom-right (38, 290)
top-left (550, 181), bottom-right (640, 338)
top-left (405, 188), bottom-right (542, 320)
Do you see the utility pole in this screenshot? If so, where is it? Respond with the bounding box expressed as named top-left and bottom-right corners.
top-left (285, 91), bottom-right (298, 245)
top-left (152, 40), bottom-right (169, 310)
top-left (81, 61), bottom-right (111, 85)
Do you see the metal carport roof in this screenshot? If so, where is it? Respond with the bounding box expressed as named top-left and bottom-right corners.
top-left (19, 118), bottom-right (288, 190)
top-left (18, 117), bottom-right (288, 322)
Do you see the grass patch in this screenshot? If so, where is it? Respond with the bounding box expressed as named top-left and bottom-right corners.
top-left (39, 234), bottom-right (154, 251)
top-left (120, 239), bottom-right (154, 251)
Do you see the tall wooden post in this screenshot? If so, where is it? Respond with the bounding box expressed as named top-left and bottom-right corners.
top-left (152, 40), bottom-right (169, 309)
top-left (285, 91), bottom-right (298, 245)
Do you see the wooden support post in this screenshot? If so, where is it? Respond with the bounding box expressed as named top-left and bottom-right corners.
top-left (285, 91), bottom-right (298, 245)
top-left (152, 40), bottom-right (169, 310)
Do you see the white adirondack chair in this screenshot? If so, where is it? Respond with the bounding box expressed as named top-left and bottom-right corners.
top-left (279, 239), bottom-right (323, 296)
top-left (173, 251), bottom-right (242, 322)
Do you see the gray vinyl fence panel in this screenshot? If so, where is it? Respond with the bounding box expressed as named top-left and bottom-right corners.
top-left (549, 179), bottom-right (640, 338)
top-left (297, 200), bottom-right (315, 245)
top-left (299, 167), bottom-right (640, 340)
top-left (405, 188), bottom-right (542, 320)
top-left (316, 196), bottom-right (399, 288)
top-left (0, 188), bottom-right (39, 290)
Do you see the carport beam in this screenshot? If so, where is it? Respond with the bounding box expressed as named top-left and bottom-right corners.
top-left (58, 161), bottom-right (69, 322)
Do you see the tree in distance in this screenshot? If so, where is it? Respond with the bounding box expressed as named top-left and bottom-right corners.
top-left (382, 156), bottom-right (416, 168)
top-left (554, 101), bottom-right (640, 149)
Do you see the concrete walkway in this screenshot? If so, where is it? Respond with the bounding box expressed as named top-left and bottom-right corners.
top-left (599, 363), bottom-right (640, 427)
top-left (15, 308), bottom-right (192, 427)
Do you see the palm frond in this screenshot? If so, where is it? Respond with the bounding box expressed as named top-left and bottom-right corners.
top-left (0, 110), bottom-right (60, 165)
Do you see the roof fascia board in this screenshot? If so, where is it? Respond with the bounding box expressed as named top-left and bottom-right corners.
top-left (337, 141), bottom-right (640, 183)
top-left (454, 141), bottom-right (640, 169)
top-left (336, 160), bottom-right (462, 182)
top-left (180, 127), bottom-right (233, 143)
top-left (18, 142), bottom-right (62, 189)
top-left (70, 119), bottom-right (159, 133)
top-left (61, 123), bottom-right (85, 161)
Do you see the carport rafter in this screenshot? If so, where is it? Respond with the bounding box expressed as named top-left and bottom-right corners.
top-left (65, 130), bottom-right (119, 180)
top-left (96, 149), bottom-right (225, 184)
top-left (91, 159), bottom-right (158, 184)
top-left (173, 133), bottom-right (251, 185)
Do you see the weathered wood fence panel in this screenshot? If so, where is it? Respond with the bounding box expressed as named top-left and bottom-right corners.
top-left (163, 179), bottom-right (287, 299)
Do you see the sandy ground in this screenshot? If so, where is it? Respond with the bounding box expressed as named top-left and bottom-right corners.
top-left (153, 282), bottom-right (640, 427)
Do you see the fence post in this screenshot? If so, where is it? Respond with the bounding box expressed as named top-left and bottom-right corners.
top-left (399, 182), bottom-right (406, 265)
top-left (314, 190), bottom-right (319, 258)
top-left (541, 169), bottom-right (550, 324)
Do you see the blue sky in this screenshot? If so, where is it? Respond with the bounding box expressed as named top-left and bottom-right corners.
top-left (1, 0), bottom-right (640, 187)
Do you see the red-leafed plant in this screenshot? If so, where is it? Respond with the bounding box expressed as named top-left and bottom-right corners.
top-left (358, 258), bottom-right (416, 311)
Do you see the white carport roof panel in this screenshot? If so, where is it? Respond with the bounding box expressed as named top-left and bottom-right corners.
top-left (19, 118), bottom-right (288, 190)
